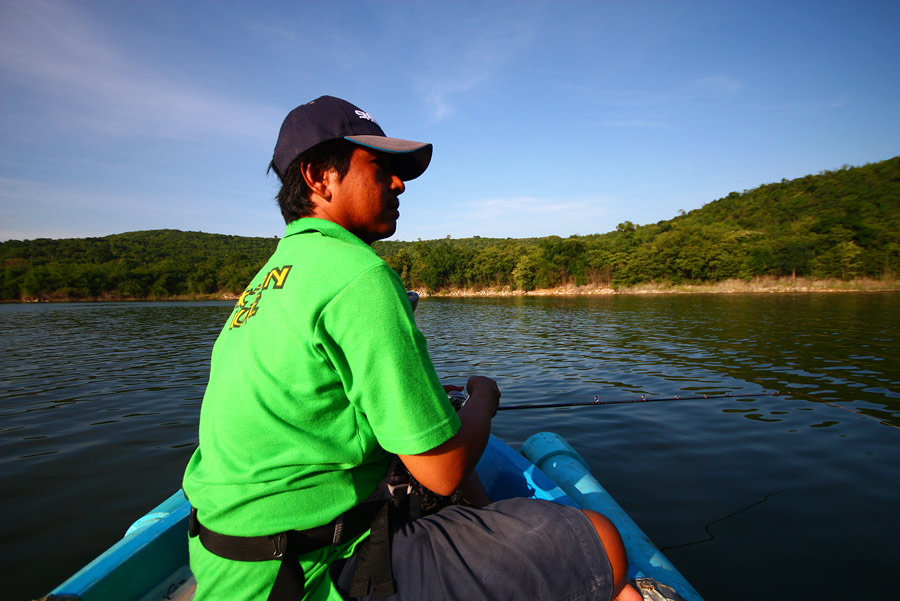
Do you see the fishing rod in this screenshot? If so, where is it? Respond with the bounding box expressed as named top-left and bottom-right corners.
top-left (494, 391), bottom-right (780, 411)
top-left (482, 390), bottom-right (897, 429)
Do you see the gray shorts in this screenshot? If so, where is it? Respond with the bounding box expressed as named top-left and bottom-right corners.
top-left (331, 497), bottom-right (615, 601)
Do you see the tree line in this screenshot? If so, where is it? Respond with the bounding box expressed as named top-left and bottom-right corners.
top-left (378, 157), bottom-right (900, 291)
top-left (0, 230), bottom-right (278, 300)
top-left (2, 156), bottom-right (898, 301)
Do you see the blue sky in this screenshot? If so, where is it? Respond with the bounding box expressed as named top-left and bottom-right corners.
top-left (1, 0), bottom-right (898, 242)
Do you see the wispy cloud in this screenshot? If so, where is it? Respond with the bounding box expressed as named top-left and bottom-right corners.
top-left (1, 175), bottom-right (188, 215)
top-left (416, 194), bottom-right (619, 239)
top-left (596, 118), bottom-right (669, 128)
top-left (467, 196), bottom-right (588, 220)
top-left (569, 73), bottom-right (744, 110)
top-left (0, 176), bottom-right (157, 240)
top-left (829, 96), bottom-right (849, 109)
top-left (412, 6), bottom-right (539, 120)
top-left (0, 175), bottom-right (282, 241)
top-left (0, 0), bottom-right (280, 140)
top-left (686, 75), bottom-right (743, 97)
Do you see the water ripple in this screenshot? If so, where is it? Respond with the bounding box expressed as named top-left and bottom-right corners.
top-left (3, 296), bottom-right (899, 601)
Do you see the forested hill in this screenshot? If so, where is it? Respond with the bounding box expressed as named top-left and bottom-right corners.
top-left (0, 230), bottom-right (279, 300)
top-left (2, 156), bottom-right (898, 300)
top-left (375, 156), bottom-right (900, 291)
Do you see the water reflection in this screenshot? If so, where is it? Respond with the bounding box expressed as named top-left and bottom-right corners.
top-left (2, 295), bottom-right (899, 601)
top-left (418, 294), bottom-right (899, 429)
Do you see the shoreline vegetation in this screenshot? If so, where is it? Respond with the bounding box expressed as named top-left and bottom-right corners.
top-left (3, 157), bottom-right (899, 302)
top-left (421, 276), bottom-right (900, 297)
top-left (7, 276), bottom-right (898, 303)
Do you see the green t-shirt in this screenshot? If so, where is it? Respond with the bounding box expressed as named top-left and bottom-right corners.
top-left (183, 218), bottom-right (460, 600)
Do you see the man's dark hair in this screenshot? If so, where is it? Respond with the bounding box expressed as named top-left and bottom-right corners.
top-left (268, 139), bottom-right (356, 224)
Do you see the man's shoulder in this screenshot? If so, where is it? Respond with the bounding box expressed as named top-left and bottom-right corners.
top-left (267, 230), bottom-right (396, 301)
top-left (283, 226), bottom-right (384, 268)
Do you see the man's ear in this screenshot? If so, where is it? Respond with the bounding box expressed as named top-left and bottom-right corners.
top-left (301, 161), bottom-right (334, 201)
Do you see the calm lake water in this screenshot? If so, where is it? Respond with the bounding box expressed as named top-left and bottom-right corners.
top-left (3, 294), bottom-right (899, 601)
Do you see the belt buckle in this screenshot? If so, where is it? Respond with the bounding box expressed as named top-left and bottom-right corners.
top-left (332, 514), bottom-right (345, 545)
top-left (269, 533), bottom-right (286, 559)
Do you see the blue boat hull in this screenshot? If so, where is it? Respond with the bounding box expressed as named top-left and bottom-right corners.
top-left (47, 433), bottom-right (702, 600)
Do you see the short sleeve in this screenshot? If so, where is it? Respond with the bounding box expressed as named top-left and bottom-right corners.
top-left (314, 263), bottom-right (460, 455)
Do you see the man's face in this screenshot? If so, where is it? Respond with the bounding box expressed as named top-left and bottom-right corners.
top-left (327, 147), bottom-right (406, 244)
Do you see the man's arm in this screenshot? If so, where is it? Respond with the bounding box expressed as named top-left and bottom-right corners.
top-left (398, 376), bottom-right (500, 496)
top-left (459, 470), bottom-right (491, 507)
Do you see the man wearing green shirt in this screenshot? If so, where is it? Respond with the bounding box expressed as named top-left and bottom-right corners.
top-left (183, 96), bottom-right (639, 601)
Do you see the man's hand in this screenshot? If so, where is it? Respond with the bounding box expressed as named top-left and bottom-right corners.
top-left (465, 375), bottom-right (500, 417)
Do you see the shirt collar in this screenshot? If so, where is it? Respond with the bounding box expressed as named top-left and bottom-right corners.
top-left (283, 217), bottom-right (375, 252)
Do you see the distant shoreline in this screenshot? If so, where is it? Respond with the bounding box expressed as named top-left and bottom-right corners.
top-left (6, 277), bottom-right (898, 303)
top-left (421, 276), bottom-right (900, 297)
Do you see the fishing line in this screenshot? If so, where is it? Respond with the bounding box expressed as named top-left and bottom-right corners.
top-left (736, 376), bottom-right (900, 430)
top-left (660, 487), bottom-right (797, 552)
top-left (790, 390), bottom-right (899, 430)
top-left (496, 391), bottom-right (780, 411)
top-left (488, 388), bottom-right (898, 429)
top-left (453, 375), bottom-right (897, 427)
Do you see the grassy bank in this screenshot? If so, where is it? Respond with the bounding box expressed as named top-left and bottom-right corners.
top-left (419, 276), bottom-right (900, 297)
top-left (7, 277), bottom-right (898, 302)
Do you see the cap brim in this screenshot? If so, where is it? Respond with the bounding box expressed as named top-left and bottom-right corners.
top-left (344, 135), bottom-right (433, 181)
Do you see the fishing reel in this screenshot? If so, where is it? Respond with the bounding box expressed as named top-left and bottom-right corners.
top-left (447, 390), bottom-right (469, 410)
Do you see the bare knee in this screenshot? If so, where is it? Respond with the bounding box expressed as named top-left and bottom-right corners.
top-left (582, 510), bottom-right (641, 601)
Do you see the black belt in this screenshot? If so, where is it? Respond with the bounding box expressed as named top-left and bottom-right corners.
top-left (189, 500), bottom-right (395, 600)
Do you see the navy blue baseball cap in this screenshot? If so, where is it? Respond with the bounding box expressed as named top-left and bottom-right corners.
top-left (273, 95), bottom-right (433, 181)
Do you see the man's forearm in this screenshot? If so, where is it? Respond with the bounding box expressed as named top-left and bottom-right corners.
top-left (398, 376), bottom-right (500, 496)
